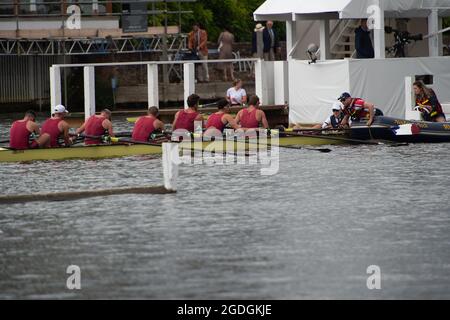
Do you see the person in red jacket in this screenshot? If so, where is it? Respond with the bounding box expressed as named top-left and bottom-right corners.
top-left (338, 92), bottom-right (378, 127)
top-left (9, 110), bottom-right (50, 149)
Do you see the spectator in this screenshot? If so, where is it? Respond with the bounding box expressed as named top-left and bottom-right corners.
top-left (226, 79), bottom-right (247, 106)
top-left (252, 23), bottom-right (265, 59)
top-left (263, 21), bottom-right (280, 61)
top-left (217, 27), bottom-right (235, 82)
top-left (355, 19), bottom-right (374, 59)
top-left (188, 23), bottom-right (209, 82)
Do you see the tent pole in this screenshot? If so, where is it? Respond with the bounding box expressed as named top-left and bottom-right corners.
top-left (373, 0), bottom-right (385, 59)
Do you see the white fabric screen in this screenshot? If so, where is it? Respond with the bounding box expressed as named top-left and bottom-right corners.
top-left (288, 60), bottom-right (350, 124)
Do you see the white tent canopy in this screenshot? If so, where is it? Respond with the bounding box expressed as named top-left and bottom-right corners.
top-left (254, 0), bottom-right (450, 21)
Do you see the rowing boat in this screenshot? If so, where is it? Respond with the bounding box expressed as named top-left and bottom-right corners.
top-left (0, 135), bottom-right (346, 163)
top-left (350, 116), bottom-right (450, 143)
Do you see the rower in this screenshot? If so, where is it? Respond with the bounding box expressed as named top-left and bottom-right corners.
top-left (235, 95), bottom-right (269, 129)
top-left (338, 92), bottom-right (383, 127)
top-left (413, 80), bottom-right (446, 122)
top-left (41, 105), bottom-right (72, 147)
top-left (172, 94), bottom-right (204, 132)
top-left (132, 106), bottom-right (165, 142)
top-left (76, 109), bottom-right (114, 145)
top-left (9, 110), bottom-right (50, 150)
top-left (205, 99), bottom-right (240, 133)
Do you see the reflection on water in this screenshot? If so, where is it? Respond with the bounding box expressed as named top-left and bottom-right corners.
top-left (0, 117), bottom-right (450, 299)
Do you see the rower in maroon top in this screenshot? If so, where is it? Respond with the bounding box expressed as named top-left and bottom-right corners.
top-left (172, 94), bottom-right (203, 132)
top-left (235, 95), bottom-right (269, 130)
top-left (41, 105), bottom-right (72, 147)
top-left (9, 110), bottom-right (50, 149)
top-left (132, 106), bottom-right (165, 142)
top-left (205, 99), bottom-right (240, 133)
top-left (76, 109), bottom-right (114, 145)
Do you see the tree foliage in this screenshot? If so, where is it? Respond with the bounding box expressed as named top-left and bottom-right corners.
top-left (147, 0), bottom-right (283, 42)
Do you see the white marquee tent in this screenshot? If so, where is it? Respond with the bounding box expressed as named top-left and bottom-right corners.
top-left (254, 0), bottom-right (450, 20)
top-left (252, 0), bottom-right (450, 124)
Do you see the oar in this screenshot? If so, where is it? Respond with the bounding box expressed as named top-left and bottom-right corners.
top-left (110, 137), bottom-right (164, 147)
top-left (280, 145), bottom-right (332, 153)
top-left (282, 127), bottom-right (348, 133)
top-left (282, 131), bottom-right (383, 145)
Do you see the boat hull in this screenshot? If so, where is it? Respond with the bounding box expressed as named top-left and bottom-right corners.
top-left (0, 135), bottom-right (345, 163)
top-left (350, 116), bottom-right (450, 143)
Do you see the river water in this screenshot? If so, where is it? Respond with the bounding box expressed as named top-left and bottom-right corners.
top-left (0, 115), bottom-right (449, 299)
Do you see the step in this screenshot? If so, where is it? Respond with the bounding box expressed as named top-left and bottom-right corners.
top-left (334, 41), bottom-right (354, 46)
top-left (331, 51), bottom-right (354, 55)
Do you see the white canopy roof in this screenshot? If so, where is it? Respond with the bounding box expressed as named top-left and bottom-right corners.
top-left (254, 0), bottom-right (450, 21)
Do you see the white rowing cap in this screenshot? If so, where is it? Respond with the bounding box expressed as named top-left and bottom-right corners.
top-left (53, 104), bottom-right (69, 114)
top-left (332, 102), bottom-right (343, 111)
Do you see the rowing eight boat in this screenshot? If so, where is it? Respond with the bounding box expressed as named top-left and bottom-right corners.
top-left (0, 135), bottom-right (346, 163)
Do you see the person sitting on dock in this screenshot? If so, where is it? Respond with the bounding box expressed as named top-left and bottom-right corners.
top-left (338, 92), bottom-right (382, 127)
top-left (132, 107), bottom-right (165, 142)
top-left (413, 81), bottom-right (446, 123)
top-left (205, 99), bottom-right (240, 134)
top-left (226, 79), bottom-right (247, 106)
top-left (40, 105), bottom-right (72, 148)
top-left (172, 94), bottom-right (204, 132)
top-left (235, 95), bottom-right (269, 130)
top-left (9, 110), bottom-right (50, 150)
top-left (75, 109), bottom-right (115, 145)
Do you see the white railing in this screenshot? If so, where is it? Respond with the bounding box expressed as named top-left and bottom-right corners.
top-left (50, 58), bottom-right (260, 120)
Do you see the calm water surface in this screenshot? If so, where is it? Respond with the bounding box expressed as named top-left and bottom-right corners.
top-left (0, 115), bottom-right (449, 299)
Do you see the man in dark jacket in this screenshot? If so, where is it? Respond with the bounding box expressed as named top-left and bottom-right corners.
top-left (262, 21), bottom-right (280, 61)
top-left (355, 19), bottom-right (374, 59)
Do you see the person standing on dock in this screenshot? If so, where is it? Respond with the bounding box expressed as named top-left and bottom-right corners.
top-left (188, 23), bottom-right (209, 83)
top-left (355, 19), bottom-right (375, 59)
top-left (173, 94), bottom-right (204, 132)
top-left (75, 109), bottom-right (115, 145)
top-left (9, 110), bottom-right (50, 150)
top-left (252, 23), bottom-right (265, 60)
top-left (132, 107), bottom-right (165, 142)
top-left (217, 27), bottom-right (235, 82)
top-left (235, 95), bottom-right (269, 129)
top-left (338, 92), bottom-right (381, 127)
top-left (205, 99), bottom-right (240, 133)
top-left (263, 21), bottom-right (280, 61)
top-left (41, 105), bottom-right (72, 147)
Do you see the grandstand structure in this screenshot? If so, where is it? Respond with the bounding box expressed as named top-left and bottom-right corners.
top-left (0, 1), bottom-right (194, 106)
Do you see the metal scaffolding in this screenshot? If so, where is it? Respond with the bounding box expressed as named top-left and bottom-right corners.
top-left (0, 1), bottom-right (194, 56)
top-left (0, 34), bottom-right (187, 55)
